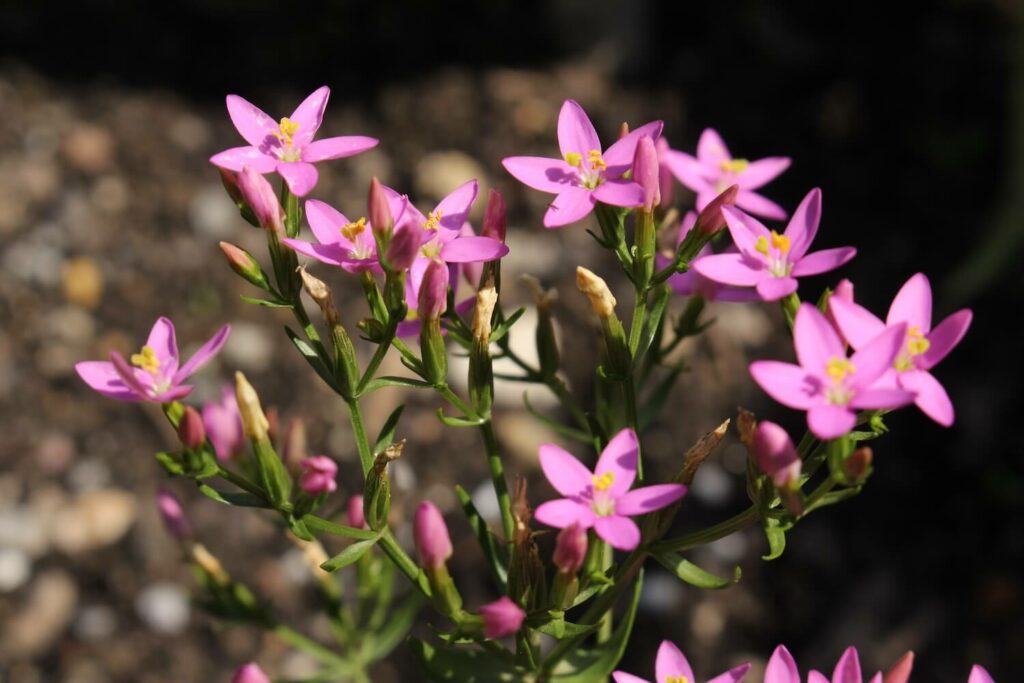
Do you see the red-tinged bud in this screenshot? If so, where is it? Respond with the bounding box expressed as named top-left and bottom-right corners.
top-left (232, 663), bottom-right (271, 683)
top-left (842, 446), bottom-right (873, 485)
top-left (655, 137), bottom-right (675, 208)
top-left (632, 135), bottom-right (661, 213)
top-left (384, 222), bottom-right (420, 271)
top-left (618, 121), bottom-right (630, 140)
top-left (299, 455), bottom-right (338, 495)
top-left (553, 523), bottom-right (587, 575)
top-left (752, 421), bottom-right (801, 489)
top-left (346, 495), bottom-right (366, 529)
top-left (238, 166), bottom-right (284, 233)
top-left (479, 596), bottom-right (526, 639)
top-left (177, 405), bottom-right (206, 449)
top-left (218, 241), bottom-right (271, 291)
top-left (156, 487), bottom-right (191, 540)
top-left (414, 501), bottom-right (453, 570)
top-left (482, 189), bottom-right (507, 243)
top-left (694, 184), bottom-right (739, 235)
top-left (368, 177), bottom-right (393, 239)
top-left (884, 651), bottom-right (914, 683)
top-left (418, 259), bottom-right (449, 321)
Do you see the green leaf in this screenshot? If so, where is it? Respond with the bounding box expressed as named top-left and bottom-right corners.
top-left (251, 438), bottom-right (292, 508)
top-left (155, 451), bottom-right (184, 476)
top-left (527, 611), bottom-right (600, 639)
top-left (653, 551), bottom-right (741, 589)
top-left (196, 484), bottom-right (267, 508)
top-left (288, 516), bottom-right (315, 541)
top-left (374, 404), bottom-right (406, 453)
top-left (638, 366), bottom-right (683, 431)
top-left (302, 515), bottom-right (380, 540)
top-left (455, 485), bottom-right (508, 589)
top-left (436, 409), bottom-right (484, 428)
top-left (321, 538), bottom-right (379, 572)
top-left (569, 583), bottom-right (602, 608)
top-left (363, 375), bottom-right (433, 393)
top-left (240, 294), bottom-right (292, 308)
top-left (522, 392), bottom-right (591, 444)
top-left (763, 518), bottom-right (788, 560)
top-left (489, 307), bottom-right (525, 344)
top-left (409, 638), bottom-right (531, 682)
top-left (363, 592), bottom-right (425, 662)
top-left (635, 285), bottom-right (670, 364)
top-left (285, 327), bottom-right (341, 393)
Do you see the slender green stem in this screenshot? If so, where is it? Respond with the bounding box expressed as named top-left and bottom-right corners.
top-left (377, 530), bottom-right (432, 598)
top-left (216, 465), bottom-right (267, 499)
top-left (623, 379), bottom-right (642, 481)
top-left (628, 288), bottom-right (648, 357)
top-left (650, 506), bottom-right (760, 554)
top-left (479, 421), bottom-right (515, 544)
top-left (357, 321), bottom-right (398, 395)
top-left (435, 384), bottom-right (477, 419)
top-left (346, 398), bottom-right (375, 476)
top-left (500, 345), bottom-right (590, 434)
top-left (273, 624), bottom-right (349, 668)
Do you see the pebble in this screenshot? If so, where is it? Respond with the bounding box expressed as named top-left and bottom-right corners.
top-left (3, 240), bottom-right (63, 287)
top-left (51, 489), bottom-right (136, 555)
top-left (689, 461), bottom-right (733, 506)
top-left (638, 571), bottom-right (685, 615)
top-left (73, 604), bottom-right (118, 641)
top-left (0, 548), bottom-right (31, 592)
top-left (469, 480), bottom-right (500, 523)
top-left (0, 507), bottom-right (48, 558)
top-left (66, 457), bottom-right (111, 492)
top-left (62, 124), bottom-right (115, 174)
top-left (135, 582), bottom-right (190, 634)
top-left (1, 570), bottom-right (78, 659)
top-left (43, 305), bottom-right (96, 345)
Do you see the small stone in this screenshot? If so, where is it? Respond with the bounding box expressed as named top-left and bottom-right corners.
top-left (3, 241), bottom-right (62, 286)
top-left (73, 604), bottom-right (118, 641)
top-left (35, 432), bottom-right (75, 474)
top-left (135, 582), bottom-right (190, 634)
top-left (91, 175), bottom-right (129, 214)
top-left (44, 305), bottom-right (96, 345)
top-left (470, 480), bottom-right (501, 523)
top-left (62, 124), bottom-right (115, 174)
top-left (639, 571), bottom-right (684, 615)
top-left (0, 548), bottom-right (31, 592)
top-left (167, 113), bottom-right (211, 153)
top-left (0, 570), bottom-right (78, 658)
top-left (66, 457), bottom-right (111, 492)
top-left (0, 507), bottom-right (48, 558)
top-left (690, 462), bottom-right (733, 506)
top-left (51, 489), bottom-right (136, 555)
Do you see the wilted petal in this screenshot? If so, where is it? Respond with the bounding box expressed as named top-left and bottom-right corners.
top-left (616, 484), bottom-right (687, 516)
top-left (899, 369), bottom-right (954, 426)
top-left (756, 276), bottom-right (798, 301)
top-left (535, 498), bottom-right (596, 529)
top-left (735, 190), bottom-right (788, 221)
top-left (921, 309), bottom-right (972, 369)
top-left (440, 236), bottom-right (508, 263)
top-left (791, 247), bottom-right (857, 277)
top-left (765, 645), bottom-right (801, 683)
top-left (209, 146), bottom-right (278, 173)
top-left (592, 179), bottom-right (645, 207)
top-left (557, 100), bottom-right (602, 161)
top-left (303, 135), bottom-right (378, 162)
top-left (539, 444), bottom-right (594, 498)
top-left (594, 515), bottom-right (641, 550)
top-left (750, 361), bottom-right (822, 409)
top-left (655, 641), bottom-right (695, 683)
top-left (277, 162), bottom-right (319, 197)
top-left (829, 298), bottom-right (886, 349)
top-left (175, 325), bottom-right (231, 383)
top-left (595, 428), bottom-right (639, 497)
top-left (886, 273), bottom-right (932, 332)
top-left (692, 253), bottom-right (764, 287)
top-left (226, 94), bottom-right (278, 149)
top-left (738, 157), bottom-right (791, 190)
top-left (696, 128), bottom-right (731, 164)
top-left (288, 86), bottom-right (330, 145)
top-left (795, 304), bottom-right (846, 372)
top-left (502, 156), bottom-right (578, 193)
top-left (544, 187), bottom-right (596, 228)
top-left (808, 404), bottom-right (857, 439)
top-left (849, 323), bottom-right (908, 388)
top-left (75, 361), bottom-right (142, 401)
top-left (785, 188), bottom-right (822, 259)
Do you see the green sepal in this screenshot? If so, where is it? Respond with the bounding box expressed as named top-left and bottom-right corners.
top-left (527, 610), bottom-right (600, 639)
top-left (196, 484), bottom-right (267, 508)
top-left (155, 451), bottom-right (185, 476)
top-left (374, 404), bottom-right (406, 453)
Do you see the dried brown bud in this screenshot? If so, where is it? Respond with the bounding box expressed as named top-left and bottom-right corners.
top-left (472, 282), bottom-right (498, 342)
top-left (299, 266), bottom-right (339, 328)
top-left (678, 419), bottom-right (730, 485)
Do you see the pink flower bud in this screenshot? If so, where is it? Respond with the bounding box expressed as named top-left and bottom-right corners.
top-left (553, 522), bottom-right (587, 575)
top-left (418, 259), bottom-right (449, 321)
top-left (694, 184), bottom-right (738, 235)
top-left (482, 189), bottom-right (507, 243)
top-left (237, 166), bottom-right (284, 233)
top-left (203, 387), bottom-right (244, 462)
top-left (368, 176), bottom-right (393, 238)
top-left (218, 168), bottom-right (244, 206)
top-left (156, 487), bottom-right (191, 540)
top-left (347, 495), bottom-right (366, 529)
top-left (385, 222), bottom-right (420, 271)
top-left (177, 405), bottom-right (206, 449)
top-left (479, 596), bottom-right (526, 639)
top-left (414, 501), bottom-right (453, 570)
top-left (232, 662), bottom-right (271, 683)
top-left (655, 137), bottom-right (675, 208)
top-left (884, 651), bottom-right (914, 683)
top-left (752, 421), bottom-right (801, 489)
top-left (833, 278), bottom-right (854, 303)
top-left (299, 455), bottom-right (338, 495)
top-left (632, 135), bottom-right (660, 212)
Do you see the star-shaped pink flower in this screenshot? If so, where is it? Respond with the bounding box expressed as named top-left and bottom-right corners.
top-left (613, 640), bottom-right (750, 683)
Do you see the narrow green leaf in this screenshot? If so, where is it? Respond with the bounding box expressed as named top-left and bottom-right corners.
top-left (374, 404), bottom-right (406, 453)
top-left (321, 537), bottom-right (379, 572)
top-left (363, 592), bottom-right (425, 662)
top-left (635, 285), bottom-right (670, 365)
top-left (196, 484), bottom-right (267, 508)
top-left (155, 451), bottom-right (184, 476)
top-left (489, 307), bottom-right (525, 344)
top-left (289, 516), bottom-right (315, 541)
top-left (285, 326), bottom-right (341, 393)
top-left (569, 583), bottom-right (602, 608)
top-left (653, 551), bottom-right (740, 589)
top-left (436, 409), bottom-right (485, 428)
top-left (240, 294), bottom-right (292, 308)
top-left (455, 485), bottom-right (508, 589)
top-left (363, 375), bottom-right (432, 393)
top-left (763, 519), bottom-right (787, 560)
top-left (302, 515), bottom-right (380, 540)
top-left (527, 612), bottom-right (600, 639)
top-left (638, 366), bottom-right (683, 431)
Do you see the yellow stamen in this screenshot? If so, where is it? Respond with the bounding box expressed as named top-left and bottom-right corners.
top-left (755, 231), bottom-right (790, 256)
top-left (906, 325), bottom-right (931, 356)
top-left (771, 230), bottom-right (791, 253)
top-left (719, 158), bottom-right (750, 174)
top-left (340, 217), bottom-right (367, 242)
top-left (130, 345), bottom-right (161, 374)
top-left (592, 472), bottom-right (615, 491)
top-left (423, 210), bottom-right (443, 231)
top-left (826, 357), bottom-right (856, 383)
top-left (666, 677), bottom-right (690, 683)
top-left (272, 117), bottom-right (300, 145)
top-left (564, 152), bottom-right (583, 167)
top-left (587, 149), bottom-right (607, 171)
top-left (755, 235), bottom-right (770, 256)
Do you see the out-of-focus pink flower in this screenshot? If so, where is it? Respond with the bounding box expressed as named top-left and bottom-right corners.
top-left (210, 86), bottom-right (377, 197)
top-left (552, 523), bottom-right (588, 575)
top-left (156, 487), bottom-right (191, 540)
top-left (299, 456), bottom-right (338, 495)
top-left (968, 665), bottom-right (995, 683)
top-left (632, 135), bottom-right (661, 212)
top-left (534, 429), bottom-right (686, 551)
top-left (76, 317), bottom-right (230, 403)
top-left (414, 501), bottom-right (453, 570)
top-left (231, 662), bottom-right (271, 683)
top-left (203, 386), bottom-right (245, 462)
top-left (662, 128), bottom-right (790, 220)
top-left (478, 596), bottom-right (526, 639)
top-left (752, 421), bottom-right (801, 489)
top-left (502, 100), bottom-right (663, 227)
top-left (613, 640), bottom-right (750, 683)
top-left (346, 495), bottom-right (366, 529)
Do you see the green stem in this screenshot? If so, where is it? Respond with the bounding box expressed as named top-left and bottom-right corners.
top-left (357, 320), bottom-right (398, 395)
top-left (377, 530), bottom-right (432, 598)
top-left (216, 465), bottom-right (267, 500)
top-left (623, 379), bottom-right (642, 481)
top-left (650, 506), bottom-right (760, 554)
top-left (346, 399), bottom-right (375, 477)
top-left (435, 384), bottom-right (477, 419)
top-left (480, 421), bottom-right (515, 545)
top-left (273, 624), bottom-right (349, 668)
top-left (501, 345), bottom-right (590, 434)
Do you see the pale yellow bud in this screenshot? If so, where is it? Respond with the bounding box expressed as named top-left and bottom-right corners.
top-left (191, 542), bottom-right (230, 586)
top-left (473, 282), bottom-right (498, 342)
top-left (575, 266), bottom-right (617, 318)
top-left (234, 371), bottom-right (270, 441)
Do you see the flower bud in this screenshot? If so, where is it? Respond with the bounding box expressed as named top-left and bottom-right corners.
top-left (618, 121), bottom-right (630, 139)
top-left (156, 487), bottom-right (191, 540)
top-left (299, 455), bottom-right (338, 495)
top-left (219, 241), bottom-right (271, 290)
top-left (299, 266), bottom-right (339, 328)
top-left (232, 662), bottom-right (271, 683)
top-left (655, 137), bottom-right (675, 208)
top-left (177, 405), bottom-right (206, 449)
top-left (479, 596), bottom-right (526, 639)
top-left (553, 523), bottom-right (588, 575)
top-left (833, 278), bottom-right (854, 303)
top-left (575, 266), bottom-right (616, 319)
top-left (234, 372), bottom-right (269, 442)
top-left (472, 283), bottom-right (498, 343)
top-left (363, 441), bottom-right (402, 528)
top-left (694, 184), bottom-right (738, 235)
top-left (237, 166), bottom-right (284, 233)
top-left (346, 495), bottom-right (366, 529)
top-left (218, 168), bottom-right (244, 206)
top-left (368, 177), bottom-right (393, 239)
top-left (632, 135), bottom-right (660, 213)
top-left (482, 189), bottom-right (507, 243)
top-left (842, 446), bottom-right (873, 485)
top-left (418, 259), bottom-right (449, 321)
top-left (414, 501), bottom-right (453, 570)
top-left (752, 421), bottom-right (801, 489)
top-left (884, 651), bottom-right (914, 683)
top-left (384, 222), bottom-right (420, 272)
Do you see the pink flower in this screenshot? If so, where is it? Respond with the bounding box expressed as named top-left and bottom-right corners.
top-left (502, 100), bottom-right (663, 228)
top-left (750, 304), bottom-right (915, 440)
top-left (76, 317), bottom-right (230, 403)
top-left (346, 495), bottom-right (366, 529)
top-left (478, 596), bottom-right (525, 639)
top-left (299, 456), bottom-right (338, 495)
top-left (763, 645), bottom-right (994, 683)
top-left (632, 135), bottom-right (661, 212)
top-left (661, 212), bottom-right (760, 302)
top-left (752, 421), bottom-right (801, 489)
top-left (156, 487), bottom-right (191, 540)
top-left (807, 646), bottom-right (876, 683)
top-left (210, 86), bottom-right (378, 197)
top-left (828, 273), bottom-right (972, 427)
top-left (693, 189), bottom-right (856, 301)
top-left (613, 640), bottom-right (750, 683)
top-left (534, 428), bottom-right (687, 551)
top-left (203, 386), bottom-right (245, 462)
top-left (662, 128), bottom-right (791, 220)
top-left (414, 501), bottom-right (453, 570)
top-left (969, 665), bottom-right (995, 683)
top-left (231, 662), bottom-right (271, 683)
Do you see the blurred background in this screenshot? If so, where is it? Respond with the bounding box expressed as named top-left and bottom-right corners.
top-left (1, 1), bottom-right (1021, 681)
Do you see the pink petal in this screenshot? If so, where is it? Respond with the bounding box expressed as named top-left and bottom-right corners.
top-left (557, 99), bottom-right (601, 161)
top-left (808, 673), bottom-right (831, 683)
top-left (203, 401), bottom-right (243, 462)
top-left (784, 188), bottom-right (822, 260)
top-left (611, 674), bottom-right (650, 683)
top-left (302, 136), bottom-right (378, 162)
top-left (435, 179), bottom-right (479, 232)
top-left (707, 663), bottom-right (753, 683)
top-left (616, 484), bottom-right (687, 516)
top-left (595, 428), bottom-right (639, 497)
top-left (791, 247), bottom-right (857, 277)
top-left (209, 146), bottom-right (277, 173)
top-left (539, 444), bottom-right (594, 498)
top-left (692, 253), bottom-right (765, 287)
top-left (146, 316), bottom-right (180, 376)
top-left (794, 304), bottom-right (846, 372)
top-left (829, 298), bottom-right (886, 349)
top-left (756, 276), bottom-right (798, 301)
top-left (920, 309), bottom-right (972, 369)
top-left (543, 187), bottom-right (596, 228)
top-left (765, 645), bottom-right (801, 683)
top-left (662, 150), bottom-right (713, 192)
top-left (151, 385), bottom-right (194, 403)
top-left (898, 369), bottom-right (954, 426)
top-left (110, 351), bottom-right (156, 397)
top-left (968, 665), bottom-right (995, 683)
top-left (594, 515), bottom-right (641, 551)
top-left (849, 323), bottom-right (908, 388)
top-left (737, 157), bottom-right (791, 190)
top-left (226, 94), bottom-right (278, 149)
top-left (655, 641), bottom-right (695, 683)
top-left (696, 128), bottom-right (731, 164)
top-left (535, 498), bottom-right (596, 529)
top-left (305, 199), bottom-right (350, 245)
top-left (277, 162), bottom-right (319, 197)
top-left (676, 211), bottom-right (699, 247)
top-left (603, 120), bottom-right (665, 172)
top-left (282, 238), bottom-right (354, 267)
top-left (592, 179), bottom-right (645, 207)
top-left (808, 404), bottom-right (857, 439)
top-left (74, 361), bottom-right (143, 401)
top-left (886, 273), bottom-right (932, 332)
top-left (832, 646), bottom-right (863, 683)
top-left (440, 236), bottom-right (508, 263)
top-left (849, 387), bottom-right (916, 411)
top-left (502, 156), bottom-right (578, 194)
top-left (868, 674), bottom-right (882, 683)
top-left (749, 361), bottom-right (822, 410)
top-left (175, 325), bottom-right (231, 383)
top-left (723, 206), bottom-right (771, 255)
top-left (735, 190), bottom-right (788, 221)
top-left (288, 86), bottom-right (330, 146)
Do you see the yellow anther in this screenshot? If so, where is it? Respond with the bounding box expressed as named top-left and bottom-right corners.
top-left (719, 158), bottom-right (750, 174)
top-left (340, 217), bottom-right (367, 242)
top-left (587, 149), bottom-right (607, 171)
top-left (906, 326), bottom-right (931, 356)
top-left (130, 345), bottom-right (161, 374)
top-left (666, 677), bottom-right (690, 683)
top-left (423, 210), bottom-right (443, 231)
top-left (755, 235), bottom-right (770, 256)
top-left (770, 230), bottom-right (791, 254)
top-left (273, 117), bottom-right (300, 144)
top-left (565, 152), bottom-right (583, 167)
top-left (826, 357), bottom-right (857, 383)
top-left (592, 472), bottom-right (615, 491)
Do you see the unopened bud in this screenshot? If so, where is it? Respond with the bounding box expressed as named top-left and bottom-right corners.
top-left (238, 166), bottom-right (284, 233)
top-left (618, 121), bottom-right (630, 139)
top-left (299, 266), bottom-right (339, 328)
top-left (418, 259), bottom-right (449, 321)
top-left (842, 446), bottom-right (873, 485)
top-left (368, 177), bottom-right (394, 239)
top-left (479, 596), bottom-right (526, 639)
top-left (177, 405), bottom-right (206, 449)
top-left (472, 283), bottom-right (498, 343)
top-left (553, 523), bottom-right (587, 575)
top-left (156, 487), bottom-right (191, 540)
top-left (482, 189), bottom-right (507, 243)
top-left (281, 417), bottom-right (308, 474)
top-left (384, 222), bottom-right (420, 272)
top-left (575, 266), bottom-right (616, 318)
top-left (414, 500), bottom-right (453, 570)
top-left (694, 184), bottom-right (738, 235)
top-left (833, 278), bottom-right (854, 303)
top-left (346, 495), bottom-right (366, 529)
top-left (752, 421), bottom-right (801, 489)
top-left (363, 441), bottom-right (402, 529)
top-left (232, 662), bottom-right (271, 683)
top-left (632, 135), bottom-right (661, 212)
top-left (299, 455), bottom-right (338, 495)
top-left (884, 651), bottom-right (914, 683)
top-left (218, 168), bottom-right (244, 206)
top-left (219, 241), bottom-right (271, 290)
top-left (234, 372), bottom-right (269, 442)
